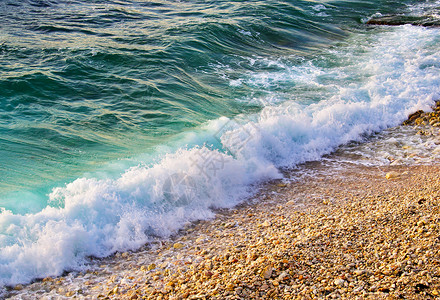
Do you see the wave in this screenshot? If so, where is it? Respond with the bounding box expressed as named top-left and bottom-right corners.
top-left (1, 24), bottom-right (440, 286)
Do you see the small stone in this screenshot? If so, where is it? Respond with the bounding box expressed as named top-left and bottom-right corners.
top-left (386, 171), bottom-right (400, 180)
top-left (148, 263), bottom-right (156, 271)
top-left (429, 118), bottom-right (439, 125)
top-left (29, 283), bottom-right (42, 292)
top-left (432, 289), bottom-right (439, 296)
top-left (334, 278), bottom-right (345, 286)
top-left (353, 269), bottom-right (365, 276)
top-left (369, 285), bottom-right (378, 292)
top-left (262, 266), bottom-right (273, 279)
top-left (277, 271), bottom-right (288, 281)
top-left (14, 284), bottom-right (23, 291)
top-left (65, 291), bottom-right (75, 297)
top-left (353, 286), bottom-right (364, 293)
top-left (262, 220), bottom-right (271, 227)
top-left (173, 242), bottom-right (184, 249)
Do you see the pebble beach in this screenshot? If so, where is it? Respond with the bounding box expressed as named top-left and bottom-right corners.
top-left (4, 103), bottom-right (440, 299)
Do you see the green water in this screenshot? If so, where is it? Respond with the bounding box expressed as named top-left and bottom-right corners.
top-left (1, 0), bottom-right (415, 199)
top-left (2, 0), bottom-right (440, 288)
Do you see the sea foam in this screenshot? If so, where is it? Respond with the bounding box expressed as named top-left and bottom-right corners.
top-left (1, 25), bottom-right (440, 286)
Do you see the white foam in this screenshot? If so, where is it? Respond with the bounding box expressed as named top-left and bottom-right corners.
top-left (311, 4), bottom-right (329, 17)
top-left (1, 25), bottom-right (440, 286)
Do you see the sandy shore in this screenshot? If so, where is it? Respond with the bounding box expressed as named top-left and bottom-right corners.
top-left (5, 103), bottom-right (440, 299)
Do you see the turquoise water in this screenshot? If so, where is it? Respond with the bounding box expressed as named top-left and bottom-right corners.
top-left (0, 0), bottom-right (408, 200)
top-left (1, 0), bottom-right (440, 286)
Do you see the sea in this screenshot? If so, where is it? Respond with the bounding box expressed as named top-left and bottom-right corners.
top-left (1, 0), bottom-right (440, 288)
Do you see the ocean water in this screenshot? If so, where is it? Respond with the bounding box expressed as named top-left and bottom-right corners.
top-left (1, 0), bottom-right (440, 287)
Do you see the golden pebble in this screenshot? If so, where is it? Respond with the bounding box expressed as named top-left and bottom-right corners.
top-left (386, 172), bottom-right (400, 180)
top-left (65, 291), bottom-right (75, 297)
top-left (262, 220), bottom-right (271, 227)
top-left (173, 242), bottom-right (184, 249)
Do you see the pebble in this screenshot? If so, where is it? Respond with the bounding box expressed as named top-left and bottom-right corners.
top-left (262, 266), bottom-right (273, 279)
top-left (385, 171), bottom-right (400, 180)
top-left (173, 243), bottom-right (184, 249)
top-left (65, 291), bottom-right (75, 297)
top-left (262, 220), bottom-right (271, 227)
top-left (353, 269), bottom-right (365, 276)
top-left (334, 279), bottom-right (345, 286)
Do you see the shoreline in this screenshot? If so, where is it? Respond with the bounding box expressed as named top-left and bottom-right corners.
top-left (6, 161), bottom-right (440, 299)
top-left (4, 103), bottom-right (440, 299)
